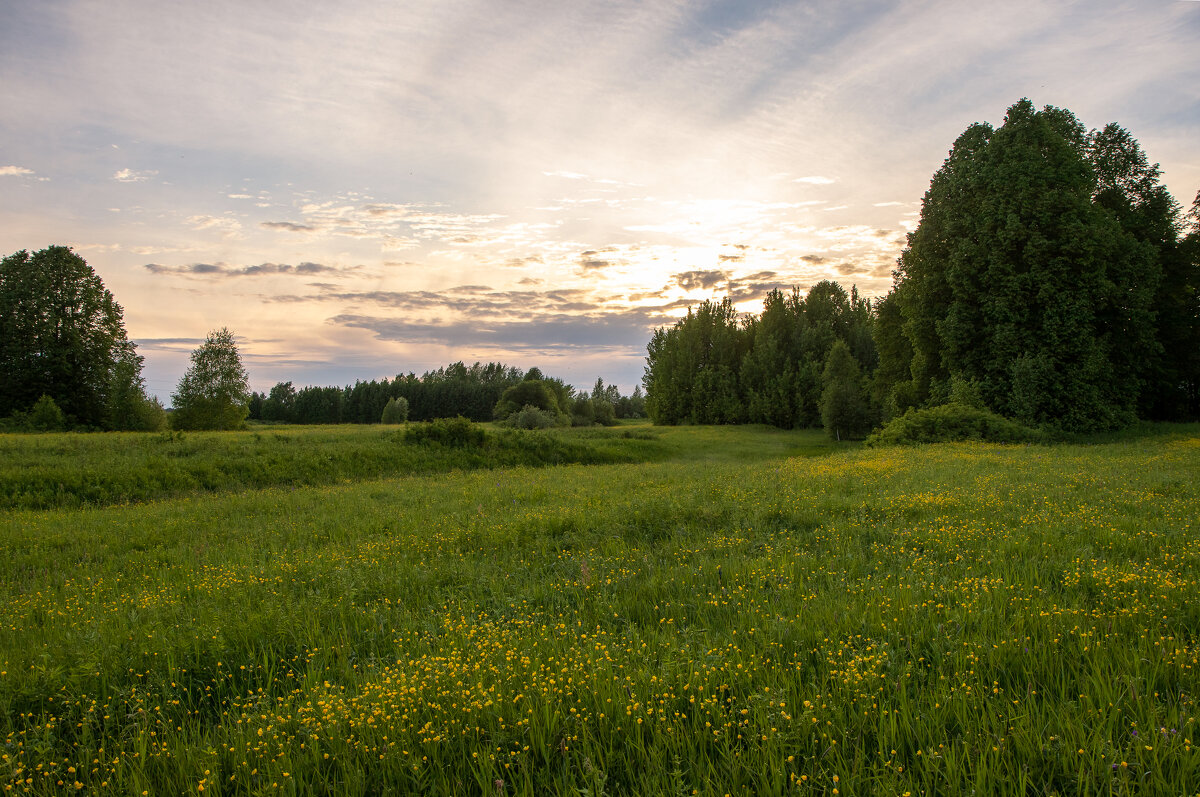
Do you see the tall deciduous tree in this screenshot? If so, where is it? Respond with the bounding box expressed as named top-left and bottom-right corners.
top-left (171, 328), bottom-right (251, 430)
top-left (889, 99), bottom-right (1170, 431)
top-left (643, 298), bottom-right (747, 425)
top-left (0, 246), bottom-right (159, 429)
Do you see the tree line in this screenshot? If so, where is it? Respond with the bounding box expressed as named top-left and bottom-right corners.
top-left (644, 100), bottom-right (1199, 437)
top-left (248, 366), bottom-right (646, 427)
top-left (0, 246), bottom-right (645, 432)
top-left (643, 281), bottom-right (877, 432)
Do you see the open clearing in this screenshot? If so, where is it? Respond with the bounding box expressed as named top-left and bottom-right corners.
top-left (2, 423), bottom-right (1198, 795)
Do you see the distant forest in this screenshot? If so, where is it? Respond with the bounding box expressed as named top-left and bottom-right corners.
top-left (247, 365), bottom-right (645, 427)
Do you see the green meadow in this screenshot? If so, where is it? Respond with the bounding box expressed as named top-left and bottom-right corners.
top-left (1, 423), bottom-right (1198, 795)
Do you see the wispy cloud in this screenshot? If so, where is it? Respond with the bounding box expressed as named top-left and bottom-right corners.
top-left (673, 270), bottom-right (729, 291)
top-left (145, 261), bottom-right (351, 278)
top-left (0, 166), bottom-right (35, 177)
top-left (330, 309), bottom-right (664, 353)
top-left (113, 168), bottom-right (158, 183)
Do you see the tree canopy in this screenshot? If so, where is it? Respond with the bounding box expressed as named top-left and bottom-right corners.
top-left (878, 99), bottom-right (1197, 431)
top-left (171, 328), bottom-right (251, 430)
top-left (0, 246), bottom-right (161, 429)
top-left (643, 282), bottom-right (877, 428)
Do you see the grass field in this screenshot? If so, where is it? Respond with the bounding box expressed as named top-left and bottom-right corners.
top-left (1, 422), bottom-right (1198, 795)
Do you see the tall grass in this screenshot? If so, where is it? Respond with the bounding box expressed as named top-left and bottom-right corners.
top-left (0, 423), bottom-right (665, 510)
top-left (0, 425), bottom-right (1197, 794)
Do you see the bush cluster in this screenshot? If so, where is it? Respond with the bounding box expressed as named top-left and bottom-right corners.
top-left (865, 402), bottom-right (1047, 446)
top-left (504, 404), bottom-right (560, 430)
top-left (403, 416), bottom-right (488, 448)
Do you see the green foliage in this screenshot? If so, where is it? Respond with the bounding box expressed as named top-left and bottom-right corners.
top-left (247, 366), bottom-right (651, 428)
top-left (645, 284), bottom-right (877, 429)
top-left (0, 246), bottom-right (154, 429)
top-left (493, 379), bottom-right (561, 420)
top-left (884, 99), bottom-right (1191, 431)
top-left (947, 376), bottom-right (985, 409)
top-left (614, 385), bottom-right (647, 419)
top-left (260, 381), bottom-right (297, 423)
top-left (28, 394), bottom-right (66, 431)
top-left (380, 396), bottom-right (409, 424)
top-left (505, 404), bottom-right (559, 429)
top-left (105, 341), bottom-right (167, 431)
top-left (866, 402), bottom-right (1047, 445)
top-left (170, 328), bottom-right (251, 431)
top-left (592, 397), bottom-right (617, 426)
top-left (404, 416), bottom-right (487, 448)
top-left (644, 298), bottom-right (747, 425)
top-left (570, 393), bottom-right (597, 426)
top-left (819, 340), bottom-right (874, 440)
top-left (870, 291), bottom-right (916, 421)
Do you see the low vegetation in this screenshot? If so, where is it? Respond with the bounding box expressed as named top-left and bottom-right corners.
top-left (866, 402), bottom-right (1047, 446)
top-left (0, 423), bottom-right (665, 511)
top-left (2, 423), bottom-right (1198, 795)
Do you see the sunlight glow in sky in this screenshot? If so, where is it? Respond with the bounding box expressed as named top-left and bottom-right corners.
top-left (3, 0), bottom-right (1198, 398)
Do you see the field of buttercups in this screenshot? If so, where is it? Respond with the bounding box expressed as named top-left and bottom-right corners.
top-left (1, 424), bottom-right (1197, 795)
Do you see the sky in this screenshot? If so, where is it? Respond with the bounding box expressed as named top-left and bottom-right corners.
top-left (2, 0), bottom-right (1198, 401)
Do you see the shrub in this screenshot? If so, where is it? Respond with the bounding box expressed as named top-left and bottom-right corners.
top-left (592, 399), bottom-right (618, 427)
top-left (494, 380), bottom-right (559, 420)
top-left (570, 398), bottom-right (596, 427)
top-left (29, 395), bottom-right (67, 431)
top-left (122, 396), bottom-right (168, 431)
top-left (404, 416), bottom-right (487, 448)
top-left (506, 404), bottom-right (559, 430)
top-left (381, 396), bottom-right (409, 424)
top-left (866, 402), bottom-right (1046, 446)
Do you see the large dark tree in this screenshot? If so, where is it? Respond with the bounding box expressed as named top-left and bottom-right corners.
top-left (888, 100), bottom-right (1175, 431)
top-left (0, 246), bottom-right (152, 428)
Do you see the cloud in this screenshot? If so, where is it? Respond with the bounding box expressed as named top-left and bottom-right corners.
top-left (260, 221), bottom-right (316, 232)
top-left (578, 249), bottom-right (615, 270)
top-left (187, 215), bottom-right (243, 236)
top-left (673, 270), bottom-right (729, 291)
top-left (793, 176), bottom-right (836, 184)
top-left (329, 307), bottom-right (665, 352)
top-left (0, 166), bottom-right (35, 176)
top-left (131, 337), bottom-right (207, 350)
top-left (144, 261), bottom-right (347, 278)
top-left (257, 201), bottom-right (510, 250)
top-left (800, 254), bottom-right (827, 263)
top-left (113, 168), bottom-right (158, 182)
top-left (726, 271), bottom-right (795, 303)
top-left (505, 256), bottom-right (545, 268)
top-left (288, 286), bottom-right (604, 316)
top-left (873, 201), bottom-right (905, 207)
